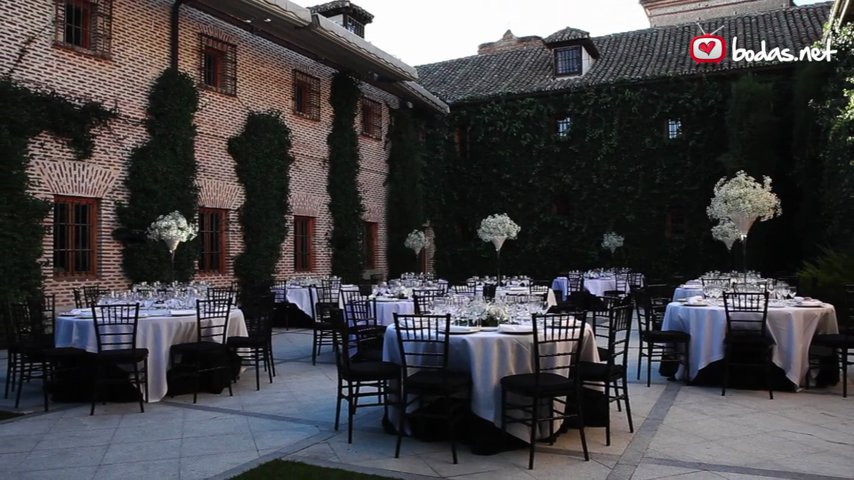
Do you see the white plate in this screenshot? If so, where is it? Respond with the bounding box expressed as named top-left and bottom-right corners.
top-left (449, 325), bottom-right (481, 334)
top-left (683, 303), bottom-right (710, 307)
top-left (169, 309), bottom-right (197, 316)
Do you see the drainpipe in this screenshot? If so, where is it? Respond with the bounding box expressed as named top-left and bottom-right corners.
top-left (170, 0), bottom-right (186, 70)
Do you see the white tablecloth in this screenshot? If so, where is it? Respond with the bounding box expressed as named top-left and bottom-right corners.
top-left (661, 302), bottom-right (838, 386)
top-left (55, 309), bottom-right (247, 402)
top-left (373, 299), bottom-right (415, 326)
top-left (383, 323), bottom-right (599, 441)
top-left (494, 287), bottom-right (557, 308)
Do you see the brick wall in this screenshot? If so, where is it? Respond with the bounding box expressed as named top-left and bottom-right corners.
top-left (1, 0), bottom-right (400, 307)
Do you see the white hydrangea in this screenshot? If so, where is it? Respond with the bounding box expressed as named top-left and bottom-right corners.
top-left (706, 171), bottom-right (781, 230)
top-left (404, 229), bottom-right (430, 254)
top-left (477, 213), bottom-right (521, 242)
top-left (146, 211), bottom-right (198, 243)
top-left (601, 232), bottom-right (624, 253)
top-left (711, 220), bottom-right (741, 250)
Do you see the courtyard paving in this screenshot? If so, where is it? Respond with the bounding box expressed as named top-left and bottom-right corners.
top-left (0, 324), bottom-right (851, 480)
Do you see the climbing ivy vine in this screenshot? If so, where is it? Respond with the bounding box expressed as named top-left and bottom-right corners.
top-left (327, 72), bottom-right (365, 282)
top-left (116, 68), bottom-right (199, 283)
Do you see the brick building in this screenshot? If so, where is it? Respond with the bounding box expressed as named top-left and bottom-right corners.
top-left (1, 0), bottom-right (446, 306)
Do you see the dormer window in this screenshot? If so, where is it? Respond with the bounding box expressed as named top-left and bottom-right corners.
top-left (667, 119), bottom-right (682, 139)
top-left (555, 46), bottom-right (582, 76)
top-left (557, 116), bottom-right (572, 137)
top-left (345, 17), bottom-right (364, 37)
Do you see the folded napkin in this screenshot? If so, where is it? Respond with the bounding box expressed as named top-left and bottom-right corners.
top-left (169, 309), bottom-right (197, 316)
top-left (686, 296), bottom-right (706, 305)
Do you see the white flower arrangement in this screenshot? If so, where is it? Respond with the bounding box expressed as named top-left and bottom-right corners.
top-left (147, 211), bottom-right (198, 252)
top-left (706, 170), bottom-right (781, 236)
top-left (710, 220), bottom-right (741, 251)
top-left (477, 213), bottom-right (520, 251)
top-left (601, 232), bottom-right (624, 254)
top-left (404, 229), bottom-right (430, 254)
top-left (482, 303), bottom-right (510, 327)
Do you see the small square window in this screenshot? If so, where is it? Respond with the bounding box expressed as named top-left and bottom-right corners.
top-left (54, 0), bottom-right (112, 57)
top-left (361, 98), bottom-right (382, 139)
top-left (667, 119), bottom-right (682, 139)
top-left (293, 70), bottom-right (321, 121)
top-left (199, 34), bottom-right (236, 95)
top-left (345, 17), bottom-right (365, 37)
top-left (555, 46), bottom-right (582, 76)
top-left (557, 116), bottom-right (572, 137)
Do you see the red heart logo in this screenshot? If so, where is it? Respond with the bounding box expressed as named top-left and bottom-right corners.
top-left (698, 41), bottom-right (715, 55)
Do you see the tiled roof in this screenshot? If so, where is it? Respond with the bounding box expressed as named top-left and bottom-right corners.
top-left (416, 3), bottom-right (831, 104)
top-left (544, 27), bottom-right (590, 44)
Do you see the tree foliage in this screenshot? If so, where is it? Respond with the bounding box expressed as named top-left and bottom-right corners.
top-left (326, 72), bottom-right (365, 282)
top-left (116, 68), bottom-right (199, 283)
top-left (0, 78), bottom-right (114, 305)
top-left (229, 111), bottom-right (293, 310)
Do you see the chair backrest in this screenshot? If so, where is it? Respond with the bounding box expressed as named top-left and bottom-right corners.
top-left (83, 285), bottom-right (108, 307)
top-left (723, 291), bottom-right (769, 337)
top-left (195, 298), bottom-right (232, 343)
top-left (613, 273), bottom-right (629, 293)
top-left (530, 282), bottom-right (551, 296)
top-left (637, 284), bottom-right (670, 334)
top-left (345, 298), bottom-right (376, 328)
top-left (627, 273), bottom-right (644, 290)
top-left (92, 303), bottom-right (141, 353)
top-left (330, 307), bottom-right (354, 375)
top-left (318, 278), bottom-right (341, 304)
top-left (7, 302), bottom-right (38, 345)
top-left (413, 290), bottom-right (445, 314)
top-left (242, 294), bottom-right (275, 340)
top-left (451, 284), bottom-right (476, 296)
top-left (603, 302), bottom-right (633, 369)
top-left (340, 289), bottom-right (366, 307)
top-left (73, 288), bottom-right (84, 309)
top-left (393, 313), bottom-right (451, 376)
top-left (207, 286), bottom-right (236, 306)
top-left (566, 273), bottom-right (585, 293)
top-left (531, 312), bottom-right (587, 379)
top-left (846, 284), bottom-right (854, 325)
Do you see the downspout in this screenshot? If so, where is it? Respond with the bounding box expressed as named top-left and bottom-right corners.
top-left (170, 0), bottom-right (187, 70)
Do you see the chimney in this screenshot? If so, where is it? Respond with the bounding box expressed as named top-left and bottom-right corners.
top-left (478, 30), bottom-right (544, 55)
top-left (640, 0), bottom-right (794, 27)
top-left (309, 1), bottom-right (374, 38)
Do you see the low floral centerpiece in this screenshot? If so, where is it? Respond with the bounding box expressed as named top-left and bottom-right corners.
top-left (147, 211), bottom-right (198, 261)
top-left (707, 170), bottom-right (781, 276)
top-left (481, 303), bottom-right (510, 327)
top-left (477, 213), bottom-right (521, 285)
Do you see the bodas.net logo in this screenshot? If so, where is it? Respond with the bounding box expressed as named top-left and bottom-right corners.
top-left (690, 34), bottom-right (727, 64)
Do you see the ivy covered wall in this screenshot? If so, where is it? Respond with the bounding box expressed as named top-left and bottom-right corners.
top-left (0, 78), bottom-right (114, 305)
top-left (421, 68), bottom-right (848, 282)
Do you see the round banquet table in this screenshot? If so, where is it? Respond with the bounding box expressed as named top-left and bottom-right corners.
top-left (382, 323), bottom-right (599, 442)
top-left (552, 276), bottom-right (638, 299)
top-left (54, 308), bottom-right (247, 402)
top-left (661, 302), bottom-right (838, 387)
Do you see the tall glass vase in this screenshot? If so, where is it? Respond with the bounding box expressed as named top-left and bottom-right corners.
top-left (730, 214), bottom-right (756, 282)
top-left (164, 237), bottom-right (180, 283)
top-left (492, 236), bottom-right (507, 286)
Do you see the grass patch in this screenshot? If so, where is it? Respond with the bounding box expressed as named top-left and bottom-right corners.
top-left (0, 410), bottom-right (24, 421)
top-left (232, 460), bottom-right (399, 480)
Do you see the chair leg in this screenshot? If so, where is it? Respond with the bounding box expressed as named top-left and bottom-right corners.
top-left (447, 393), bottom-right (458, 465)
top-left (721, 349), bottom-right (729, 397)
top-left (636, 343), bottom-right (642, 381)
top-left (528, 397), bottom-right (538, 470)
top-left (604, 380), bottom-right (612, 447)
top-left (255, 349), bottom-right (261, 391)
top-left (646, 345), bottom-right (653, 387)
top-left (766, 349), bottom-right (774, 400)
top-left (394, 390), bottom-right (405, 458)
top-left (311, 329), bottom-right (318, 366)
top-left (268, 339), bottom-right (277, 377)
top-left (90, 363), bottom-right (101, 415)
top-left (266, 348), bottom-right (274, 384)
top-left (15, 357), bottom-right (28, 409)
top-left (347, 384), bottom-right (355, 444)
top-left (576, 396), bottom-right (590, 461)
top-left (684, 342), bottom-right (691, 385)
top-left (622, 375), bottom-right (634, 433)
top-left (41, 361), bottom-right (49, 413)
top-left (841, 348), bottom-right (848, 398)
top-left (133, 362), bottom-right (144, 413)
top-left (4, 352), bottom-right (14, 399)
